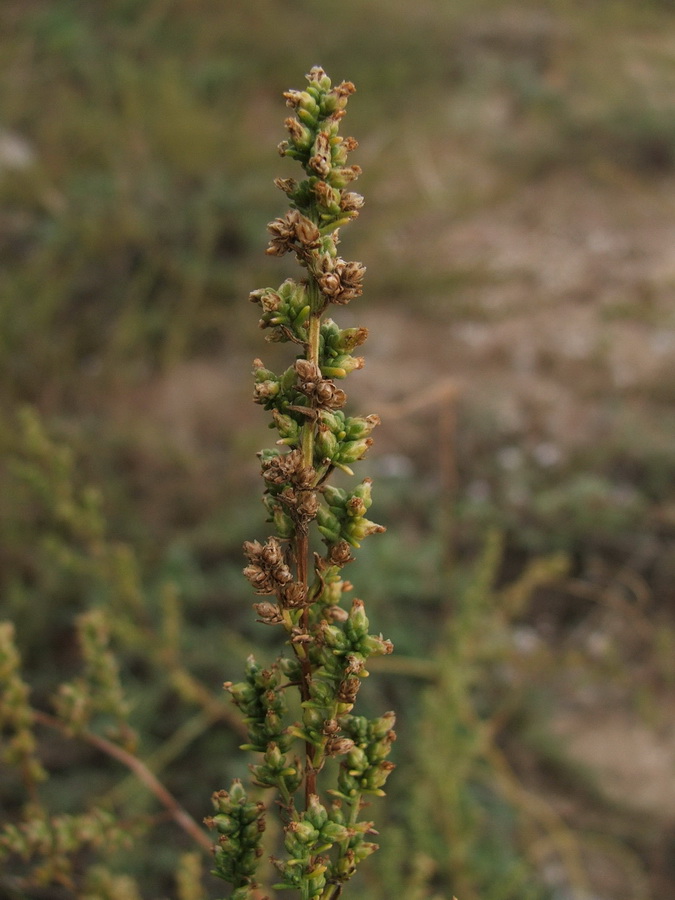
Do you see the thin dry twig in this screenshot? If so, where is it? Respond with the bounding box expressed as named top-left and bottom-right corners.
top-left (32, 710), bottom-right (211, 853)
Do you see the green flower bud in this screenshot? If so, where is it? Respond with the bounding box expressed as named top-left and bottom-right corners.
top-left (321, 623), bottom-right (349, 651)
top-left (306, 793), bottom-right (329, 829)
top-left (370, 710), bottom-right (396, 740)
top-left (308, 680), bottom-right (334, 705)
top-left (346, 745), bottom-right (369, 773)
top-left (226, 681), bottom-right (255, 706)
top-left (323, 484), bottom-right (346, 510)
top-left (353, 841), bottom-right (379, 863)
top-left (360, 634), bottom-right (394, 657)
top-left (315, 424), bottom-right (338, 462)
top-left (284, 116), bottom-right (313, 150)
top-left (252, 360), bottom-right (277, 382)
top-left (334, 353), bottom-right (365, 376)
top-left (278, 656), bottom-right (302, 681)
top-left (253, 380), bottom-right (279, 403)
top-left (347, 599), bottom-right (369, 640)
top-left (273, 506), bottom-right (295, 539)
top-left (307, 66), bottom-right (332, 91)
top-left (346, 495), bottom-right (367, 518)
top-left (352, 478), bottom-right (373, 506)
top-left (343, 517), bottom-right (385, 547)
top-left (302, 705), bottom-right (324, 732)
top-left (297, 106), bottom-right (317, 127)
top-left (345, 414), bottom-right (379, 439)
top-left (292, 303), bottom-right (311, 329)
top-left (319, 409), bottom-right (345, 433)
top-left (337, 327), bottom-right (368, 352)
top-left (364, 761), bottom-right (396, 792)
top-left (317, 504), bottom-right (341, 542)
top-left (213, 814), bottom-right (236, 835)
top-left (306, 864), bottom-right (327, 896)
top-left (321, 820), bottom-right (351, 844)
top-left (342, 714), bottom-right (369, 744)
top-left (318, 523), bottom-right (341, 544)
top-left (280, 365), bottom-right (298, 392)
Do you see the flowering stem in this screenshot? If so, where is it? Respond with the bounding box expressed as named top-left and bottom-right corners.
top-left (207, 67), bottom-right (395, 899)
top-left (299, 285), bottom-right (323, 807)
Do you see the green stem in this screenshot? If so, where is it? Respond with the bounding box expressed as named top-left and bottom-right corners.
top-left (302, 297), bottom-right (322, 468)
top-left (298, 281), bottom-right (323, 808)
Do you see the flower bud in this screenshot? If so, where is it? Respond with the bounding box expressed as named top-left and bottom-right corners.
top-left (345, 414), bottom-right (379, 440)
top-left (353, 478), bottom-right (373, 505)
top-left (253, 380), bottom-right (279, 404)
top-left (273, 411), bottom-right (300, 445)
top-left (344, 653), bottom-right (367, 675)
top-left (250, 287), bottom-right (282, 310)
top-left (302, 705), bottom-right (324, 732)
top-left (321, 622), bottom-right (349, 651)
top-left (284, 116), bottom-right (313, 150)
top-left (347, 598), bottom-right (369, 638)
top-left (370, 711), bottom-right (396, 740)
top-left (361, 634), bottom-right (394, 657)
top-left (323, 485), bottom-right (346, 510)
top-left (346, 745), bottom-right (369, 773)
top-left (306, 66), bottom-right (332, 91)
top-left (344, 517), bottom-right (385, 547)
top-left (329, 164), bottom-right (362, 189)
top-left (296, 491), bottom-right (319, 519)
top-left (213, 814), bottom-right (236, 835)
top-left (306, 793), bottom-right (329, 829)
top-left (272, 506), bottom-right (295, 539)
top-left (353, 841), bottom-right (379, 863)
top-left (325, 736), bottom-right (355, 757)
top-left (286, 819), bottom-right (318, 845)
top-left (315, 424), bottom-right (338, 462)
top-left (320, 820), bottom-right (351, 842)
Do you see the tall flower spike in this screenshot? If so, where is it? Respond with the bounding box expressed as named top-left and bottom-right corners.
top-left (208, 69), bottom-right (394, 900)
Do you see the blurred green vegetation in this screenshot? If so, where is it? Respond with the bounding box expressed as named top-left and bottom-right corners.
top-left (2, 0), bottom-right (675, 898)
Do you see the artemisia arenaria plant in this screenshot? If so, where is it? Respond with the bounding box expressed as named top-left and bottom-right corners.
top-left (204, 68), bottom-right (395, 900)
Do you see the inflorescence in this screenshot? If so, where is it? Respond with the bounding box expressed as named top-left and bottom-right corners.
top-left (205, 67), bottom-right (395, 900)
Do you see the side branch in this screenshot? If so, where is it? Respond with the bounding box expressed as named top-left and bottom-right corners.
top-left (33, 710), bottom-right (212, 852)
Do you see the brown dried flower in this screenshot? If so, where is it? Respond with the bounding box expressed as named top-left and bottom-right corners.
top-left (261, 449), bottom-right (316, 490)
top-left (314, 255), bottom-right (366, 305)
top-left (309, 132), bottom-right (332, 177)
top-left (325, 736), bottom-right (355, 757)
top-left (329, 541), bottom-right (354, 567)
top-left (295, 359), bottom-right (347, 411)
top-left (280, 582), bottom-right (308, 609)
top-left (266, 210), bottom-right (320, 257)
top-left (253, 602), bottom-right (284, 625)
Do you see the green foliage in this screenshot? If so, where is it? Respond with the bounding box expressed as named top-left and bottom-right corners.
top-left (0, 409), bottom-right (239, 895)
top-left (404, 536), bottom-right (568, 900)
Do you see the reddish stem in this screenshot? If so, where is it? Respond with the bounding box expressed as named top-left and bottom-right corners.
top-left (33, 710), bottom-right (211, 852)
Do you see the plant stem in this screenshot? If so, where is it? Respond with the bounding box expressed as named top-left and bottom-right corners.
top-left (301, 285), bottom-right (322, 469)
top-left (33, 710), bottom-right (211, 852)
top-left (299, 294), bottom-right (323, 807)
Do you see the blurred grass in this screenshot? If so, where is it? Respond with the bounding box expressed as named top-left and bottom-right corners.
top-left (3, 0), bottom-right (675, 401)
